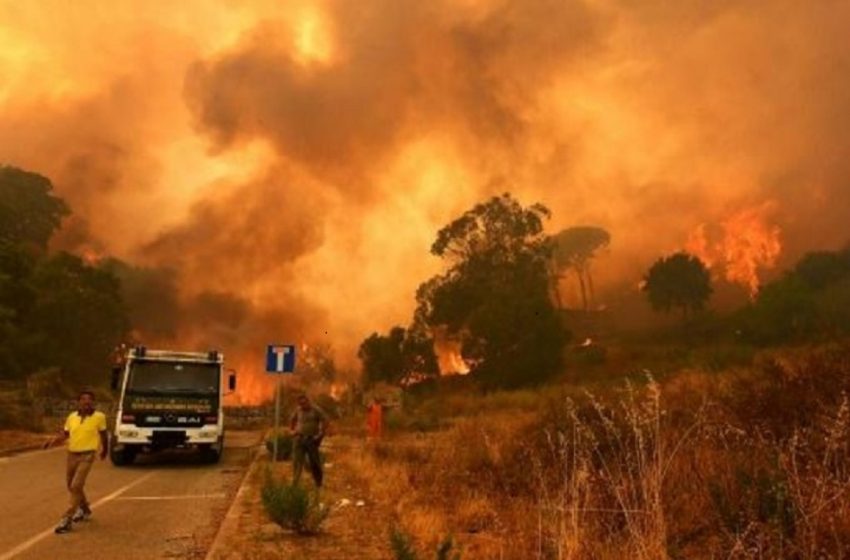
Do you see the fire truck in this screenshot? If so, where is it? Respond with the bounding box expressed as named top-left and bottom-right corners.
top-left (109, 346), bottom-right (236, 465)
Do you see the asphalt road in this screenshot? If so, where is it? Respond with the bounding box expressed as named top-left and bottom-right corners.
top-left (0, 430), bottom-right (262, 560)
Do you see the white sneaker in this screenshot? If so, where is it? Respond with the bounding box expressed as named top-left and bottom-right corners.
top-left (71, 507), bottom-right (91, 523)
top-left (54, 518), bottom-right (72, 534)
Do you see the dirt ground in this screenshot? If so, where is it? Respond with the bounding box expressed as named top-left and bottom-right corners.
top-left (212, 431), bottom-right (397, 560)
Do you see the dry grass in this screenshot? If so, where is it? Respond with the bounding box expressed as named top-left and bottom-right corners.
top-left (213, 435), bottom-right (398, 560)
top-left (0, 429), bottom-right (53, 454)
top-left (361, 342), bottom-right (850, 559)
top-left (212, 342), bottom-right (850, 559)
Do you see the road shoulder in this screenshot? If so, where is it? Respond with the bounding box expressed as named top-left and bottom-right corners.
top-left (206, 433), bottom-right (395, 560)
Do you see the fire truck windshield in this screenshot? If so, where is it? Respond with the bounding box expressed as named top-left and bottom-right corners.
top-left (127, 361), bottom-right (219, 395)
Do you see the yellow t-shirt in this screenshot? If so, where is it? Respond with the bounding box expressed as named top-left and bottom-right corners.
top-left (64, 411), bottom-right (107, 452)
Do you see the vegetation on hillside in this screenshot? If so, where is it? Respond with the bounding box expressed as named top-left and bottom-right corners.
top-left (550, 226), bottom-right (610, 311)
top-left (643, 251), bottom-right (713, 320)
top-left (359, 326), bottom-right (439, 386)
top-left (360, 193), bottom-right (568, 389)
top-left (361, 343), bottom-right (850, 559)
top-left (0, 166), bottom-right (129, 389)
top-left (738, 248), bottom-right (850, 345)
top-left (349, 192), bottom-right (850, 559)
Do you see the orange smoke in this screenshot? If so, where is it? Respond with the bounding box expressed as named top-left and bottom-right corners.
top-left (2, 1), bottom-right (850, 372)
top-left (686, 202), bottom-right (782, 297)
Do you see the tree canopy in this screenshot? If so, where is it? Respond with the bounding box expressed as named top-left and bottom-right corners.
top-left (24, 253), bottom-right (130, 384)
top-left (0, 165), bottom-right (129, 387)
top-left (643, 252), bottom-right (712, 319)
top-left (431, 193), bottom-right (551, 264)
top-left (414, 193), bottom-right (567, 389)
top-left (737, 247), bottom-right (850, 344)
top-left (0, 166), bottom-right (69, 250)
top-left (551, 226), bottom-right (610, 310)
top-left (793, 250), bottom-right (850, 290)
top-left (358, 326), bottom-right (439, 386)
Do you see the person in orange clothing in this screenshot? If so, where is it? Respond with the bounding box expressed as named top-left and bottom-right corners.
top-left (366, 397), bottom-right (384, 439)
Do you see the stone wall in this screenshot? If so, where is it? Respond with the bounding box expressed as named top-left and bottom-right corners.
top-left (222, 405), bottom-right (272, 429)
top-left (36, 398), bottom-right (116, 431)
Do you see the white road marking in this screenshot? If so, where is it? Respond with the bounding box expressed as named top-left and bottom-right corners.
top-left (116, 494), bottom-right (226, 501)
top-left (0, 471), bottom-right (157, 560)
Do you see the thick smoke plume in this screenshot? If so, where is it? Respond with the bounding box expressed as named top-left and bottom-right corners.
top-left (2, 0), bottom-right (849, 400)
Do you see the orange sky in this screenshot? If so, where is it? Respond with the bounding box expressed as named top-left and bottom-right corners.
top-left (2, 0), bottom-right (849, 397)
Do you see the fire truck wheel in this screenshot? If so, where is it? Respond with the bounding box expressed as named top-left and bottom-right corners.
top-left (200, 445), bottom-right (221, 464)
top-left (110, 446), bottom-right (137, 466)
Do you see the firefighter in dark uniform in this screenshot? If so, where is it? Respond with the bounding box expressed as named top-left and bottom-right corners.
top-left (289, 394), bottom-right (329, 488)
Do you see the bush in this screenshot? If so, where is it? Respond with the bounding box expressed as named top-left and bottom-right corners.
top-left (261, 473), bottom-right (327, 534)
top-left (389, 528), bottom-right (418, 560)
top-left (265, 432), bottom-right (293, 461)
top-left (389, 527), bottom-right (460, 560)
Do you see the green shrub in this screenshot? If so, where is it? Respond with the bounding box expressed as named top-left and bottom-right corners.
top-left (265, 432), bottom-right (293, 461)
top-left (261, 474), bottom-right (327, 534)
top-left (435, 537), bottom-right (460, 560)
top-left (389, 527), bottom-right (461, 560)
top-left (390, 528), bottom-right (418, 560)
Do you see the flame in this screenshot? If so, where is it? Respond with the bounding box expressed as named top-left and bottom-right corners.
top-left (686, 201), bottom-right (782, 297)
top-left (685, 224), bottom-right (715, 269)
top-left (225, 343), bottom-right (339, 406)
top-left (80, 247), bottom-right (104, 265)
top-left (329, 382), bottom-right (347, 401)
top-left (432, 327), bottom-right (470, 376)
top-left (722, 204), bottom-right (782, 295)
top-left (225, 366), bottom-right (274, 406)
top-left (6, 0), bottom-right (842, 377)
top-left (400, 371), bottom-right (433, 387)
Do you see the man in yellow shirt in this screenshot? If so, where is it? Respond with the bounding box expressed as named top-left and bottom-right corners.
top-left (54, 391), bottom-right (108, 534)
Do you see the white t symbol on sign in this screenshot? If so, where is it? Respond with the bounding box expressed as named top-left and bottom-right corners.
top-left (274, 346), bottom-right (291, 372)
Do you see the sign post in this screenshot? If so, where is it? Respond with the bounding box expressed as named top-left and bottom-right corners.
top-left (266, 344), bottom-right (296, 461)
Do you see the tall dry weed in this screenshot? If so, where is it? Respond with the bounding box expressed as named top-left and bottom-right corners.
top-left (367, 343), bottom-right (850, 559)
top-left (779, 395), bottom-right (850, 559)
top-left (533, 377), bottom-right (706, 560)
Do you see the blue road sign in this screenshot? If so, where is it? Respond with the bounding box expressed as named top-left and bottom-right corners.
top-left (266, 344), bottom-right (296, 373)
